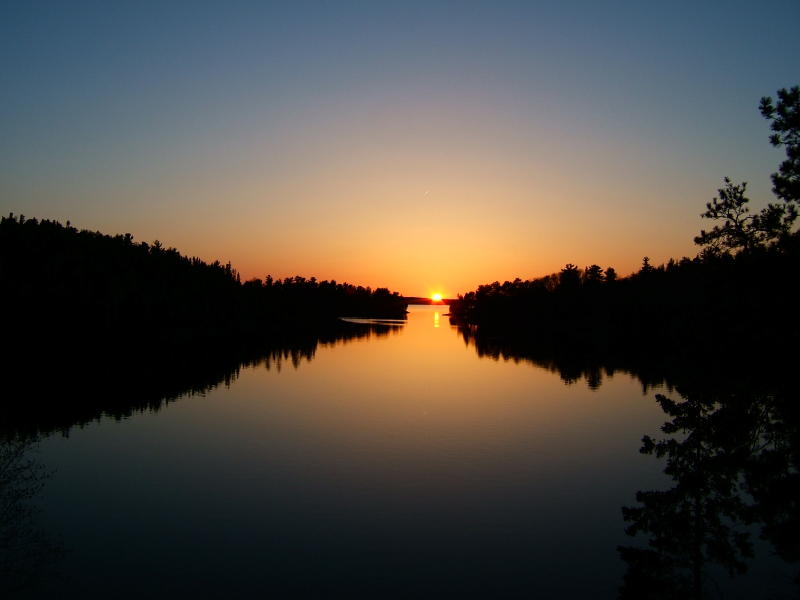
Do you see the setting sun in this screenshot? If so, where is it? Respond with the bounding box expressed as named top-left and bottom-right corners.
top-left (431, 293), bottom-right (443, 302)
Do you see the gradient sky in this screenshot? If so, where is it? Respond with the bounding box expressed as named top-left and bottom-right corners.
top-left (2, 1), bottom-right (798, 297)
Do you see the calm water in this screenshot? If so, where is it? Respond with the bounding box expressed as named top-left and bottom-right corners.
top-left (5, 306), bottom-right (795, 598)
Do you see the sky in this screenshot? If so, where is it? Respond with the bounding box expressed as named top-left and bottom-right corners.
top-left (2, 1), bottom-right (798, 297)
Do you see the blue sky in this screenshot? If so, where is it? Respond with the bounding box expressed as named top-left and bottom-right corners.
top-left (2, 1), bottom-right (798, 294)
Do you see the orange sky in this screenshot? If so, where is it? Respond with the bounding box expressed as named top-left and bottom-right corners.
top-left (2, 3), bottom-right (796, 297)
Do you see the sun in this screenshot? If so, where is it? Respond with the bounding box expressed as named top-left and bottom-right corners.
top-left (431, 293), bottom-right (443, 302)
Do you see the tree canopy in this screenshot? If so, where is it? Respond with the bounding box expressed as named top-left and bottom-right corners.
top-left (696, 86), bottom-right (799, 256)
top-left (760, 85), bottom-right (800, 206)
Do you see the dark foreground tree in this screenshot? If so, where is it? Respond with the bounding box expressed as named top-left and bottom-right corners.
top-left (696, 86), bottom-right (800, 255)
top-left (760, 85), bottom-right (800, 206)
top-left (693, 178), bottom-right (792, 253)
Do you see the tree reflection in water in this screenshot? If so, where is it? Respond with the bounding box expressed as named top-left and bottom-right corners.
top-left (619, 380), bottom-right (799, 599)
top-left (0, 320), bottom-right (403, 596)
top-left (0, 437), bottom-right (62, 596)
top-left (2, 320), bottom-right (401, 440)
top-left (454, 321), bottom-right (798, 598)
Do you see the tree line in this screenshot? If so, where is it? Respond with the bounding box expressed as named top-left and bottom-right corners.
top-left (0, 215), bottom-right (407, 351)
top-left (449, 86), bottom-right (800, 353)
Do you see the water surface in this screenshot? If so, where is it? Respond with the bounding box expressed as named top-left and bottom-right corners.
top-left (6, 306), bottom-right (794, 598)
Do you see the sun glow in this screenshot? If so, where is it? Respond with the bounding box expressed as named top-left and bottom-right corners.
top-left (431, 293), bottom-right (443, 302)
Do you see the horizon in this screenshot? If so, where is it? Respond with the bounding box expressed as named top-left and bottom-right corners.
top-left (0, 212), bottom-right (672, 300)
top-left (2, 1), bottom-right (798, 298)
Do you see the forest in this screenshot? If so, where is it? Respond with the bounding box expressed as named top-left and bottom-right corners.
top-left (449, 86), bottom-right (800, 355)
top-left (0, 217), bottom-right (407, 438)
top-left (0, 214), bottom-right (408, 353)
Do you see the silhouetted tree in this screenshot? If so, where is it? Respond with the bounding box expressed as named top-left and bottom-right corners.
top-left (696, 87), bottom-right (799, 256)
top-left (559, 263), bottom-right (581, 291)
top-left (0, 214), bottom-right (407, 351)
top-left (760, 86), bottom-right (800, 207)
top-left (449, 89), bottom-right (800, 350)
top-left (583, 264), bottom-right (604, 286)
top-left (694, 178), bottom-right (793, 254)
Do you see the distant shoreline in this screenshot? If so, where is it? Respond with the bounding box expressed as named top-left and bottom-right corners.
top-left (402, 297), bottom-right (453, 305)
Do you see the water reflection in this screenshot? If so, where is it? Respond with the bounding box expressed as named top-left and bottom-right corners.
top-left (454, 321), bottom-right (798, 597)
top-left (619, 376), bottom-right (799, 599)
top-left (1, 320), bottom-right (401, 440)
top-left (24, 307), bottom-right (658, 598)
top-left (453, 321), bottom-right (670, 392)
top-left (4, 308), bottom-right (796, 597)
top-left (0, 438), bottom-right (62, 596)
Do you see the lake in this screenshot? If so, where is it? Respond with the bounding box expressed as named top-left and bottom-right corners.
top-left (3, 305), bottom-right (796, 598)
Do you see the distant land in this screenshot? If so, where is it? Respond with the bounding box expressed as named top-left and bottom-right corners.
top-left (403, 297), bottom-right (454, 305)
